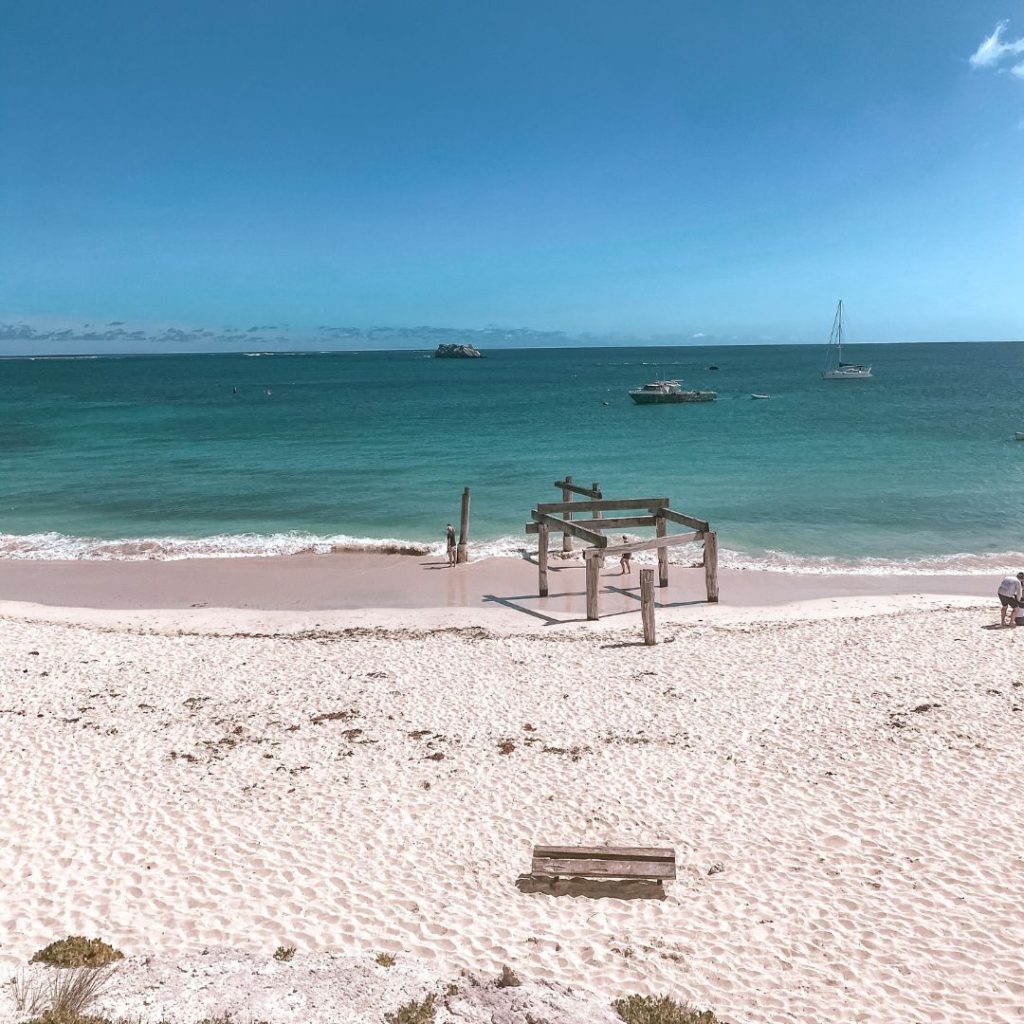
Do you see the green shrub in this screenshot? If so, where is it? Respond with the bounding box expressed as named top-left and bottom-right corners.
top-left (374, 951), bottom-right (397, 967)
top-left (384, 993), bottom-right (436, 1024)
top-left (30, 937), bottom-right (124, 969)
top-left (614, 994), bottom-right (722, 1024)
top-left (272, 945), bottom-right (296, 962)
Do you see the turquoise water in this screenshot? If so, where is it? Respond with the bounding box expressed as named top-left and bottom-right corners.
top-left (2, 343), bottom-right (1023, 571)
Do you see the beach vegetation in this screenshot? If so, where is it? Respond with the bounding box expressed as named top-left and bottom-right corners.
top-left (23, 964), bottom-right (114, 1023)
top-left (614, 994), bottom-right (722, 1024)
top-left (374, 952), bottom-right (397, 967)
top-left (272, 945), bottom-right (295, 962)
top-left (384, 993), bottom-right (436, 1024)
top-left (31, 937), bottom-right (124, 969)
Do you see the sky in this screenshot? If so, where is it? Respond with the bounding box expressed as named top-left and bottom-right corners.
top-left (1, 0), bottom-right (1023, 352)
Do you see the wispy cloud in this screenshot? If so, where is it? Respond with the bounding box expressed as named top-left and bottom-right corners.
top-left (970, 20), bottom-right (1024, 76)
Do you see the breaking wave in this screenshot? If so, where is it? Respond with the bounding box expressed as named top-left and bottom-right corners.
top-left (1, 531), bottom-right (1022, 575)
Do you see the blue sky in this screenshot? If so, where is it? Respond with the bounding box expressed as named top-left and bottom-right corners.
top-left (1, 0), bottom-right (1023, 351)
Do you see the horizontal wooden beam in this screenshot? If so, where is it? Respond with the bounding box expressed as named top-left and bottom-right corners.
top-left (526, 515), bottom-right (657, 535)
top-left (554, 479), bottom-right (601, 498)
top-left (656, 507), bottom-right (709, 532)
top-left (537, 497), bottom-right (669, 515)
top-left (532, 511), bottom-right (608, 548)
top-left (584, 531), bottom-right (701, 557)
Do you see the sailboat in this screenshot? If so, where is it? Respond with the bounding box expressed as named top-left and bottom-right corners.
top-left (821, 300), bottom-right (872, 380)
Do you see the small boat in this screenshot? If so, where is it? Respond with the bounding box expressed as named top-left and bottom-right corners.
top-left (1014, 432), bottom-right (1024, 441)
top-left (707, 364), bottom-right (719, 370)
top-left (821, 300), bottom-right (872, 379)
top-left (751, 393), bottom-right (771, 400)
top-left (629, 380), bottom-right (717, 404)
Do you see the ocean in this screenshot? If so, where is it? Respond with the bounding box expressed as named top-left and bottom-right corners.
top-left (2, 343), bottom-right (1022, 573)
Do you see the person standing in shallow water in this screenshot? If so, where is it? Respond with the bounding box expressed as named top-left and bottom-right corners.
top-left (446, 523), bottom-right (457, 566)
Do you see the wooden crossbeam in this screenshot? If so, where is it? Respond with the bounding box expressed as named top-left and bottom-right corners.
top-left (537, 497), bottom-right (669, 515)
top-left (554, 479), bottom-right (602, 499)
top-left (583, 531), bottom-right (701, 558)
top-left (526, 515), bottom-right (656, 535)
top-left (656, 507), bottom-right (709, 532)
top-left (531, 511), bottom-right (608, 548)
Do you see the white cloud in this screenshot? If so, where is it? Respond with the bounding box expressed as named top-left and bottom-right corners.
top-left (970, 20), bottom-right (1024, 69)
top-left (691, 332), bottom-right (706, 338)
top-left (1012, 61), bottom-right (1024, 78)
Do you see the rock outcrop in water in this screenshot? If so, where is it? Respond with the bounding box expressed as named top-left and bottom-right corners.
top-left (435, 343), bottom-right (482, 358)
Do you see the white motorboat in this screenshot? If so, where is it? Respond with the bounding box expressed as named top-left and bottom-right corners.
top-left (628, 380), bottom-right (717, 404)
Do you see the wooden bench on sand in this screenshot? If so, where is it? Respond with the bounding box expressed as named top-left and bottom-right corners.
top-left (516, 845), bottom-right (676, 900)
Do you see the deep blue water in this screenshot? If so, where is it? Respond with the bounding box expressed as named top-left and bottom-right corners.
top-left (2, 343), bottom-right (1022, 571)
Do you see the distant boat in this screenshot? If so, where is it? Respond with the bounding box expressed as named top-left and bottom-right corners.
top-left (1014, 432), bottom-right (1024, 441)
top-left (629, 380), bottom-right (717, 404)
top-left (707, 364), bottom-right (719, 370)
top-left (821, 300), bottom-right (872, 380)
top-left (751, 393), bottom-right (771, 400)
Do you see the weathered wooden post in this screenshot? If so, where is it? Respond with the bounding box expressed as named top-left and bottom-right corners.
top-left (457, 487), bottom-right (471, 565)
top-left (561, 475), bottom-right (574, 553)
top-left (592, 482), bottom-right (602, 520)
top-left (585, 554), bottom-right (600, 620)
top-left (640, 568), bottom-right (656, 645)
top-left (537, 522), bottom-right (549, 598)
top-left (656, 513), bottom-right (668, 588)
top-left (704, 530), bottom-right (719, 602)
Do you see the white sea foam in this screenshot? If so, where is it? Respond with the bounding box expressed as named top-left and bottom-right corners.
top-left (1, 530), bottom-right (1021, 575)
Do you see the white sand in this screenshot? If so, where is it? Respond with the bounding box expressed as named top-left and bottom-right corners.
top-left (2, 600), bottom-right (1023, 1023)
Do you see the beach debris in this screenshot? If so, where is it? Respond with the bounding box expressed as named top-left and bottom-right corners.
top-left (375, 951), bottom-right (397, 967)
top-left (273, 945), bottom-right (296, 962)
top-left (496, 964), bottom-right (522, 988)
top-left (707, 862), bottom-right (725, 877)
top-left (911, 703), bottom-right (941, 714)
top-left (497, 739), bottom-right (516, 755)
top-left (311, 708), bottom-right (359, 725)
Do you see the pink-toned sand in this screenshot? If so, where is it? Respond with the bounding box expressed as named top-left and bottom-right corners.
top-left (0, 551), bottom-right (998, 617)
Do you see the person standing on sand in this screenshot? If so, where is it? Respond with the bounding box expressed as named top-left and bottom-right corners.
top-left (997, 572), bottom-right (1024, 626)
top-left (446, 523), bottom-right (457, 566)
top-left (619, 535), bottom-right (632, 575)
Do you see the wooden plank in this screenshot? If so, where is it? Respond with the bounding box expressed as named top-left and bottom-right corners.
top-left (537, 497), bottom-right (670, 515)
top-left (640, 568), bottom-right (656, 646)
top-left (553, 479), bottom-right (602, 499)
top-left (532, 858), bottom-right (676, 879)
top-left (531, 512), bottom-right (607, 547)
top-left (586, 557), bottom-right (600, 620)
top-left (526, 515), bottom-right (656, 535)
top-left (656, 515), bottom-right (668, 588)
top-left (537, 522), bottom-right (549, 598)
top-left (561, 475), bottom-right (573, 554)
top-left (534, 846), bottom-right (675, 860)
top-left (705, 529), bottom-right (719, 603)
top-left (584, 532), bottom-right (700, 557)
top-left (656, 507), bottom-right (709, 532)
top-left (457, 487), bottom-right (470, 564)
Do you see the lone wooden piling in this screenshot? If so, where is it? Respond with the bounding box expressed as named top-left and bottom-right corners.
top-left (561, 475), bottom-right (574, 553)
top-left (704, 530), bottom-right (719, 602)
top-left (640, 568), bottom-right (656, 645)
top-left (655, 514), bottom-right (668, 588)
top-left (537, 522), bottom-right (549, 597)
top-left (457, 487), bottom-right (471, 565)
top-left (586, 556), bottom-right (600, 620)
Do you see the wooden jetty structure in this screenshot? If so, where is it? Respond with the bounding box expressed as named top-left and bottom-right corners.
top-left (526, 479), bottom-right (718, 620)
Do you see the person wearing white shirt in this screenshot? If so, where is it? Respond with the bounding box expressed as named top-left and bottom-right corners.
top-left (997, 572), bottom-right (1024, 626)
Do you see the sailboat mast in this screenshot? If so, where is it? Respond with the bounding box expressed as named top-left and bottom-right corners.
top-left (836, 299), bottom-right (843, 363)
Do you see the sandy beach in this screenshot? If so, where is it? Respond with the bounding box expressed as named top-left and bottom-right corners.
top-left (1, 554), bottom-right (1023, 1022)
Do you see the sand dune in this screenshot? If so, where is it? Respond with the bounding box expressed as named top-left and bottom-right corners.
top-left (2, 604), bottom-right (1023, 1023)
